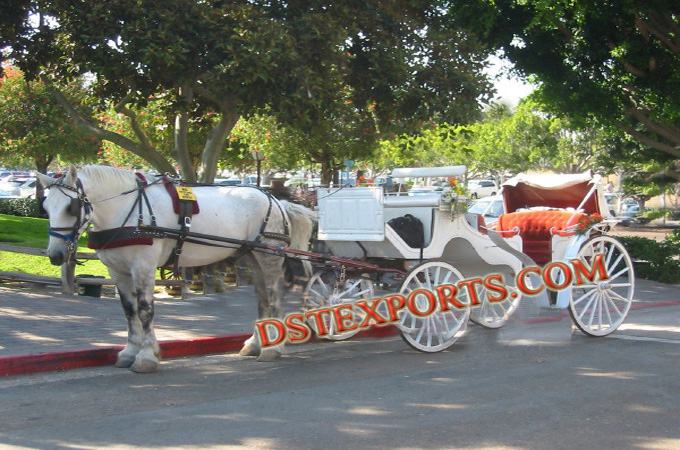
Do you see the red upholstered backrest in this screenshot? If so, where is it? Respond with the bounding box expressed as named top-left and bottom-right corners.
top-left (497, 210), bottom-right (586, 240)
top-left (497, 210), bottom-right (587, 264)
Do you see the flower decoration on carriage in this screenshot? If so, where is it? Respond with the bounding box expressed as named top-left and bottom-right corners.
top-left (574, 213), bottom-right (604, 234)
top-left (445, 177), bottom-right (469, 199)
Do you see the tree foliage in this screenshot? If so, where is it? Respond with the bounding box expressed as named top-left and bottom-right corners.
top-left (449, 0), bottom-right (680, 179)
top-left (0, 66), bottom-right (101, 177)
top-left (374, 99), bottom-right (618, 181)
top-left (3, 0), bottom-right (494, 182)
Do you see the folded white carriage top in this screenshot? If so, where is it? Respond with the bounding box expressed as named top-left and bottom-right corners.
top-left (503, 170), bottom-right (601, 189)
top-left (390, 165), bottom-right (467, 179)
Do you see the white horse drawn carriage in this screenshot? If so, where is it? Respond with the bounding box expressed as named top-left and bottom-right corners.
top-left (37, 164), bottom-right (634, 371)
top-left (307, 165), bottom-right (634, 352)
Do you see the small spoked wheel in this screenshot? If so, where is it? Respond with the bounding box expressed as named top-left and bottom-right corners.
top-left (302, 269), bottom-right (374, 340)
top-left (398, 261), bottom-right (470, 352)
top-left (469, 284), bottom-right (521, 329)
top-left (569, 235), bottom-right (635, 337)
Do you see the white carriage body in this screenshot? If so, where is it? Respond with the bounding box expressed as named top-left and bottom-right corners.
top-left (311, 166), bottom-right (633, 349)
top-left (316, 166), bottom-right (524, 280)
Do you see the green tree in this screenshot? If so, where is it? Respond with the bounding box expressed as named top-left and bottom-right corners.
top-left (449, 0), bottom-right (680, 179)
top-left (0, 65), bottom-right (101, 188)
top-left (5, 1), bottom-right (494, 183)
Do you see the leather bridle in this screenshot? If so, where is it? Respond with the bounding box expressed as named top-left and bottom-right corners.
top-left (45, 177), bottom-right (93, 258)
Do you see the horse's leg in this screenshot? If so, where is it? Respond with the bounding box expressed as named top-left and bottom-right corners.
top-left (239, 253), bottom-right (286, 362)
top-left (130, 266), bottom-right (161, 373)
top-left (111, 272), bottom-right (143, 368)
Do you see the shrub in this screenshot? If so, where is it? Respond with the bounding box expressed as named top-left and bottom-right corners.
top-left (0, 198), bottom-right (42, 217)
top-left (617, 235), bottom-right (680, 283)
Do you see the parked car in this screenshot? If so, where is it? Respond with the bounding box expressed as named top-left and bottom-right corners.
top-left (284, 177), bottom-right (321, 188)
top-left (408, 186), bottom-right (443, 195)
top-left (18, 179), bottom-right (38, 198)
top-left (619, 205), bottom-right (654, 225)
top-left (467, 179), bottom-right (498, 199)
top-left (0, 171), bottom-right (30, 180)
top-left (620, 198), bottom-right (638, 211)
top-left (468, 195), bottom-right (505, 225)
top-left (0, 177), bottom-right (35, 198)
top-left (217, 178), bottom-right (242, 186)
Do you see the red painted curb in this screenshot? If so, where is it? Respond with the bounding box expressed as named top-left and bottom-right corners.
top-left (0, 346), bottom-right (122, 377)
top-left (630, 300), bottom-right (680, 310)
top-left (0, 334), bottom-right (251, 377)
top-left (159, 334), bottom-right (250, 359)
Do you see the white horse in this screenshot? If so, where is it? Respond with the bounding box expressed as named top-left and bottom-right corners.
top-left (37, 166), bottom-right (316, 373)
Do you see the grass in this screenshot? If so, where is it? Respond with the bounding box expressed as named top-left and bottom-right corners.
top-left (0, 214), bottom-right (110, 278)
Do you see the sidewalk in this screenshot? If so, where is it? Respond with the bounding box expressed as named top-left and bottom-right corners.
top-left (0, 278), bottom-right (679, 376)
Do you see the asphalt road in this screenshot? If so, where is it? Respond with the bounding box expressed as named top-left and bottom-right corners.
top-left (1, 302), bottom-right (679, 449)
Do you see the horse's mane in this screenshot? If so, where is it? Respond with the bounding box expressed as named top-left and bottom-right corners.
top-left (79, 165), bottom-right (160, 195)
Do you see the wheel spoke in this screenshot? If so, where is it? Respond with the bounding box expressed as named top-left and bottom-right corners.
top-left (608, 289), bottom-right (632, 304)
top-left (608, 266), bottom-right (630, 281)
top-left (572, 288), bottom-right (597, 306)
top-left (597, 293), bottom-right (603, 330)
top-left (603, 292), bottom-right (623, 317)
top-left (607, 252), bottom-right (625, 276)
top-left (586, 294), bottom-right (599, 328)
top-left (578, 293), bottom-right (598, 321)
top-left (603, 293), bottom-right (613, 326)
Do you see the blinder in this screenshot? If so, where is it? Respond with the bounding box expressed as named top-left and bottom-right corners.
top-left (69, 197), bottom-right (82, 217)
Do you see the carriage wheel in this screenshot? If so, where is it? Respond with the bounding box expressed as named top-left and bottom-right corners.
top-left (398, 261), bottom-right (470, 352)
top-left (158, 267), bottom-right (184, 295)
top-left (569, 235), bottom-right (634, 337)
top-left (469, 284), bottom-right (521, 329)
top-left (302, 269), bottom-right (374, 340)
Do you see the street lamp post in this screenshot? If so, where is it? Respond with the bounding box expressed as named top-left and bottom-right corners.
top-left (251, 150), bottom-right (263, 187)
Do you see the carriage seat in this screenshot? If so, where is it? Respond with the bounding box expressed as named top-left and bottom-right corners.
top-left (383, 194), bottom-right (440, 246)
top-left (497, 210), bottom-right (586, 265)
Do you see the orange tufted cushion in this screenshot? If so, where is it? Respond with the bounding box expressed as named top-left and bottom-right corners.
top-left (497, 210), bottom-right (586, 265)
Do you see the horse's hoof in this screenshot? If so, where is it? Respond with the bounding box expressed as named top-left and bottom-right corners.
top-left (130, 359), bottom-right (159, 373)
top-left (256, 348), bottom-right (282, 362)
top-left (114, 356), bottom-right (136, 368)
top-left (239, 343), bottom-right (260, 357)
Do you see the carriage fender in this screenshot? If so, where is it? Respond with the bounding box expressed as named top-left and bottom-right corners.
top-left (487, 229), bottom-right (550, 308)
top-left (555, 234), bottom-right (589, 309)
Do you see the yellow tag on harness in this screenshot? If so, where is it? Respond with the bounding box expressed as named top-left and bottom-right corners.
top-left (176, 186), bottom-right (197, 201)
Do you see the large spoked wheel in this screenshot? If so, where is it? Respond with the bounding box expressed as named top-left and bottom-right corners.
top-left (469, 284), bottom-right (521, 329)
top-left (569, 235), bottom-right (635, 337)
top-left (302, 270), bottom-right (374, 340)
top-left (398, 261), bottom-right (470, 352)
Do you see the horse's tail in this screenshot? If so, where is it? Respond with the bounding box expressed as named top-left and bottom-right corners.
top-left (281, 201), bottom-right (317, 285)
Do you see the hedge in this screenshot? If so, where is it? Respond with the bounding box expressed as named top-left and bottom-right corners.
top-left (617, 229), bottom-right (680, 284)
top-left (0, 198), bottom-right (43, 218)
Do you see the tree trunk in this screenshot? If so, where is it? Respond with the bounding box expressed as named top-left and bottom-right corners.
top-left (320, 158), bottom-right (335, 185)
top-left (45, 81), bottom-right (177, 176)
top-left (174, 84), bottom-right (196, 182)
top-left (197, 102), bottom-right (239, 183)
top-left (33, 155), bottom-right (53, 200)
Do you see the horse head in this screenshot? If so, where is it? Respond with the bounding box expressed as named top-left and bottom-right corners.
top-left (37, 166), bottom-right (92, 266)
